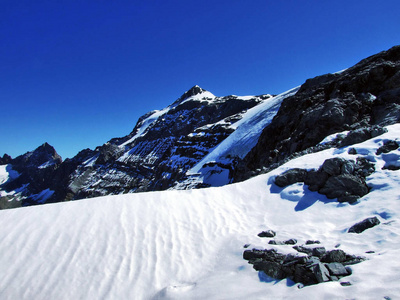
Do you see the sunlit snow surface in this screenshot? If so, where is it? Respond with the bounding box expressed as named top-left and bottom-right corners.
top-left (189, 87), bottom-right (299, 175)
top-left (1, 125), bottom-right (400, 299)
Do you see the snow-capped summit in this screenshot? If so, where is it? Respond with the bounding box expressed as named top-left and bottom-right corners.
top-left (171, 85), bottom-right (216, 107)
top-left (177, 84), bottom-right (208, 100)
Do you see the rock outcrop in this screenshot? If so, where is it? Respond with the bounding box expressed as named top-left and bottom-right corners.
top-left (235, 45), bottom-right (400, 182)
top-left (243, 246), bottom-right (364, 286)
top-left (274, 157), bottom-right (375, 203)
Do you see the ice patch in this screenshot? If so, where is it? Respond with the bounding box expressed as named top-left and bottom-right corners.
top-left (189, 86), bottom-right (299, 174)
top-left (0, 165), bottom-right (19, 185)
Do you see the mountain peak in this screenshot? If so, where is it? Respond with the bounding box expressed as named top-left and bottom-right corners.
top-left (187, 85), bottom-right (206, 95)
top-left (176, 85), bottom-right (208, 103)
top-left (11, 142), bottom-right (63, 168)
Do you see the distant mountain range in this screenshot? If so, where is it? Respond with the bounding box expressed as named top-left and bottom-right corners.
top-left (1, 45), bottom-right (400, 209)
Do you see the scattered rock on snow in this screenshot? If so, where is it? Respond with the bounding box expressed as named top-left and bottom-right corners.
top-left (348, 216), bottom-right (381, 233)
top-left (268, 239), bottom-right (297, 245)
top-left (257, 230), bottom-right (276, 238)
top-left (244, 245), bottom-right (365, 286)
top-left (376, 140), bottom-right (399, 155)
top-left (305, 240), bottom-right (321, 245)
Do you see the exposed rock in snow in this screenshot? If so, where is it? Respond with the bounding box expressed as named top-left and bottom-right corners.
top-left (257, 230), bottom-right (276, 238)
top-left (274, 156), bottom-right (375, 203)
top-left (348, 216), bottom-right (381, 233)
top-left (243, 244), bottom-right (364, 287)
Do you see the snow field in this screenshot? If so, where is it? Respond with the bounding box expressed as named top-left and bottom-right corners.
top-left (0, 125), bottom-right (399, 299)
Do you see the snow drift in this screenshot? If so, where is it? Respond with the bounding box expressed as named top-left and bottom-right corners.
top-left (1, 124), bottom-right (399, 299)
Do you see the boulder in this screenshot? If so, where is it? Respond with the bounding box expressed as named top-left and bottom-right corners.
top-left (326, 262), bottom-right (349, 276)
top-left (268, 240), bottom-right (285, 245)
top-left (321, 250), bottom-right (347, 263)
top-left (305, 240), bottom-right (321, 245)
top-left (284, 239), bottom-right (298, 245)
top-left (348, 216), bottom-right (380, 233)
top-left (312, 247), bottom-right (327, 258)
top-left (293, 246), bottom-right (313, 255)
top-left (376, 140), bottom-right (399, 155)
top-left (253, 260), bottom-right (286, 280)
top-left (339, 126), bottom-right (388, 147)
top-left (257, 230), bottom-right (276, 238)
top-left (319, 174), bottom-right (369, 199)
top-left (274, 168), bottom-right (307, 187)
top-left (276, 157), bottom-right (373, 203)
top-left (313, 263), bottom-right (330, 283)
top-left (243, 249), bottom-right (266, 260)
top-left (321, 157), bottom-right (348, 176)
top-left (304, 170), bottom-right (329, 191)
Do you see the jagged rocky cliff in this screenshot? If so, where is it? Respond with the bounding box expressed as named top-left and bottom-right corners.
top-left (1, 86), bottom-right (271, 208)
top-left (1, 45), bottom-right (400, 209)
top-left (234, 45), bottom-right (400, 181)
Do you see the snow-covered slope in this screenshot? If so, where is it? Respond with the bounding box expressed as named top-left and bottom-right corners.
top-left (179, 86), bottom-right (299, 188)
top-left (1, 124), bottom-right (399, 300)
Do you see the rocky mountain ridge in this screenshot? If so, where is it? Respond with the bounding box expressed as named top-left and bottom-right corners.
top-left (1, 45), bottom-right (400, 209)
top-left (1, 86), bottom-right (271, 208)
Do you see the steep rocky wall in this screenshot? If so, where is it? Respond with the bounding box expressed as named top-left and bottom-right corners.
top-left (234, 45), bottom-right (400, 182)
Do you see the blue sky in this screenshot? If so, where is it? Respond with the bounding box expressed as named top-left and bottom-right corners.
top-left (1, 0), bottom-right (399, 159)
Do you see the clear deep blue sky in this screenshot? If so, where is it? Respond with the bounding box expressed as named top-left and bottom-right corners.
top-left (1, 0), bottom-right (399, 159)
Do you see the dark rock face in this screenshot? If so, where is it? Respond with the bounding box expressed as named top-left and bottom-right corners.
top-left (244, 246), bottom-right (364, 286)
top-left (235, 45), bottom-right (400, 182)
top-left (275, 157), bottom-right (374, 203)
top-left (1, 143), bottom-right (63, 207)
top-left (348, 216), bottom-right (381, 233)
top-left (63, 89), bottom-right (265, 200)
